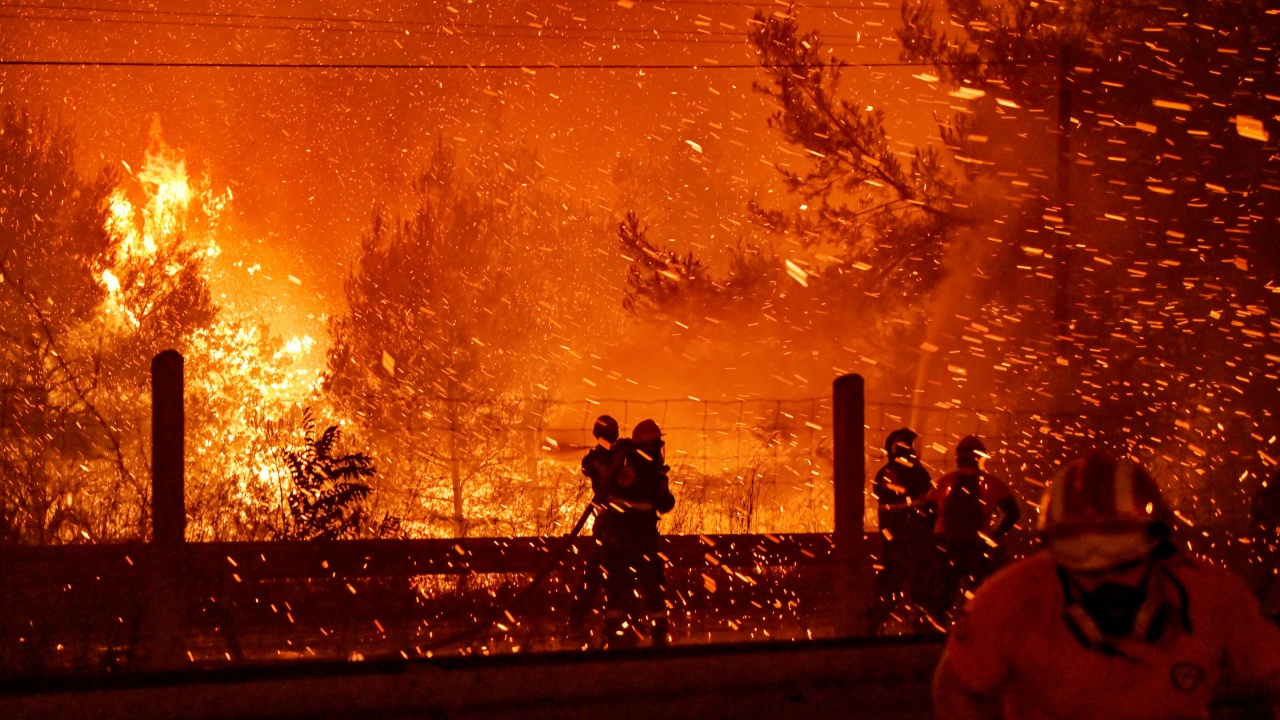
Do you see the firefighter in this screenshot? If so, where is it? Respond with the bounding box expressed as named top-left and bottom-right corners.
top-left (934, 452), bottom-right (1280, 720)
top-left (870, 427), bottom-right (936, 633)
top-left (1249, 469), bottom-right (1280, 619)
top-left (569, 415), bottom-right (620, 632)
top-left (601, 418), bottom-right (676, 647)
top-left (921, 435), bottom-right (1019, 624)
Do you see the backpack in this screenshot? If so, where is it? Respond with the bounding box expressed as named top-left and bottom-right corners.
top-left (603, 441), bottom-right (673, 513)
top-left (941, 470), bottom-right (986, 539)
top-left (612, 453), bottom-right (639, 494)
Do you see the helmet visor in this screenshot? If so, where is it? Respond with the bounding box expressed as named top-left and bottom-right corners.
top-left (1048, 530), bottom-right (1157, 572)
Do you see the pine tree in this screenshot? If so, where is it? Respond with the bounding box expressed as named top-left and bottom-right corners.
top-left (749, 9), bottom-right (957, 301)
top-left (325, 141), bottom-right (604, 537)
top-left (0, 108), bottom-right (117, 544)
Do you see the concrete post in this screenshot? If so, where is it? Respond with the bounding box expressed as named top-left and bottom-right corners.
top-left (833, 375), bottom-right (865, 549)
top-left (833, 374), bottom-right (870, 637)
top-left (141, 349), bottom-right (186, 670)
top-left (151, 349), bottom-right (185, 545)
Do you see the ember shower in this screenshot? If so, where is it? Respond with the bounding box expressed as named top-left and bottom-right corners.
top-left (1, 0), bottom-right (1277, 550)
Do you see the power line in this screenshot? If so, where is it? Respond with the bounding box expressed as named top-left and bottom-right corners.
top-left (0, 13), bottom-right (884, 46)
top-left (0, 17), bottom-right (883, 48)
top-left (0, 7), bottom-right (891, 43)
top-left (0, 1), bottom-right (906, 59)
top-left (0, 10), bottom-right (807, 35)
top-left (0, 0), bottom-right (901, 29)
top-left (0, 1), bottom-right (898, 32)
top-left (0, 59), bottom-right (1047, 70)
top-left (560, 0), bottom-right (899, 6)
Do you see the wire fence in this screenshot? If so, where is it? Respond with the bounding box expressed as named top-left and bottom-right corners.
top-left (376, 395), bottom-right (1112, 538)
top-left (373, 396), bottom-right (837, 538)
top-left (5, 394), bottom-right (1276, 680)
top-left (368, 394), bottom-right (1270, 539)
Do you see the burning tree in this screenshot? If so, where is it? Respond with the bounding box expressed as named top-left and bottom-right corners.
top-left (0, 108), bottom-right (119, 543)
top-left (325, 141), bottom-right (607, 538)
top-left (0, 106), bottom-right (325, 543)
top-left (616, 211), bottom-right (756, 317)
top-left (599, 12), bottom-right (963, 411)
top-left (611, 140), bottom-right (784, 359)
top-left (92, 124), bottom-right (318, 542)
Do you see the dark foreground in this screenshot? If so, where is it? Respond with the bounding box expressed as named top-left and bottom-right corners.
top-left (4, 634), bottom-right (1274, 720)
top-left (2, 637), bottom-right (940, 720)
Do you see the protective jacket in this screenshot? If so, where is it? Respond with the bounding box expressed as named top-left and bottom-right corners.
top-left (874, 459), bottom-right (934, 540)
top-left (927, 468), bottom-right (1018, 539)
top-left (936, 551), bottom-right (1280, 720)
top-left (870, 458), bottom-right (936, 632)
top-left (581, 444), bottom-right (618, 504)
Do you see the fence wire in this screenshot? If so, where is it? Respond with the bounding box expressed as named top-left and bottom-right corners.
top-left (373, 397), bottom-right (834, 537)
top-left (377, 395), bottom-right (1268, 538)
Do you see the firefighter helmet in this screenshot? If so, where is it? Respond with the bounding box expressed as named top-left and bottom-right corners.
top-left (956, 435), bottom-right (987, 459)
top-left (592, 414), bottom-right (620, 444)
top-left (632, 418), bottom-right (663, 444)
top-left (1039, 452), bottom-right (1172, 570)
top-left (884, 427), bottom-right (918, 454)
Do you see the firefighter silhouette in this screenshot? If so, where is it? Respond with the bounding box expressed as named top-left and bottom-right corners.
top-left (599, 419), bottom-right (675, 647)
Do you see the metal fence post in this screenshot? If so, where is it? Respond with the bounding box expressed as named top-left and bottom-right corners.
top-left (833, 374), bottom-right (870, 636)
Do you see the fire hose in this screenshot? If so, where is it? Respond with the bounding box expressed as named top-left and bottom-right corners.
top-left (412, 501), bottom-right (599, 656)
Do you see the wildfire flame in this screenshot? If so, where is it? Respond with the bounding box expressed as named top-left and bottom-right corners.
top-left (91, 120), bottom-right (324, 540)
top-left (106, 119), bottom-right (194, 262)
